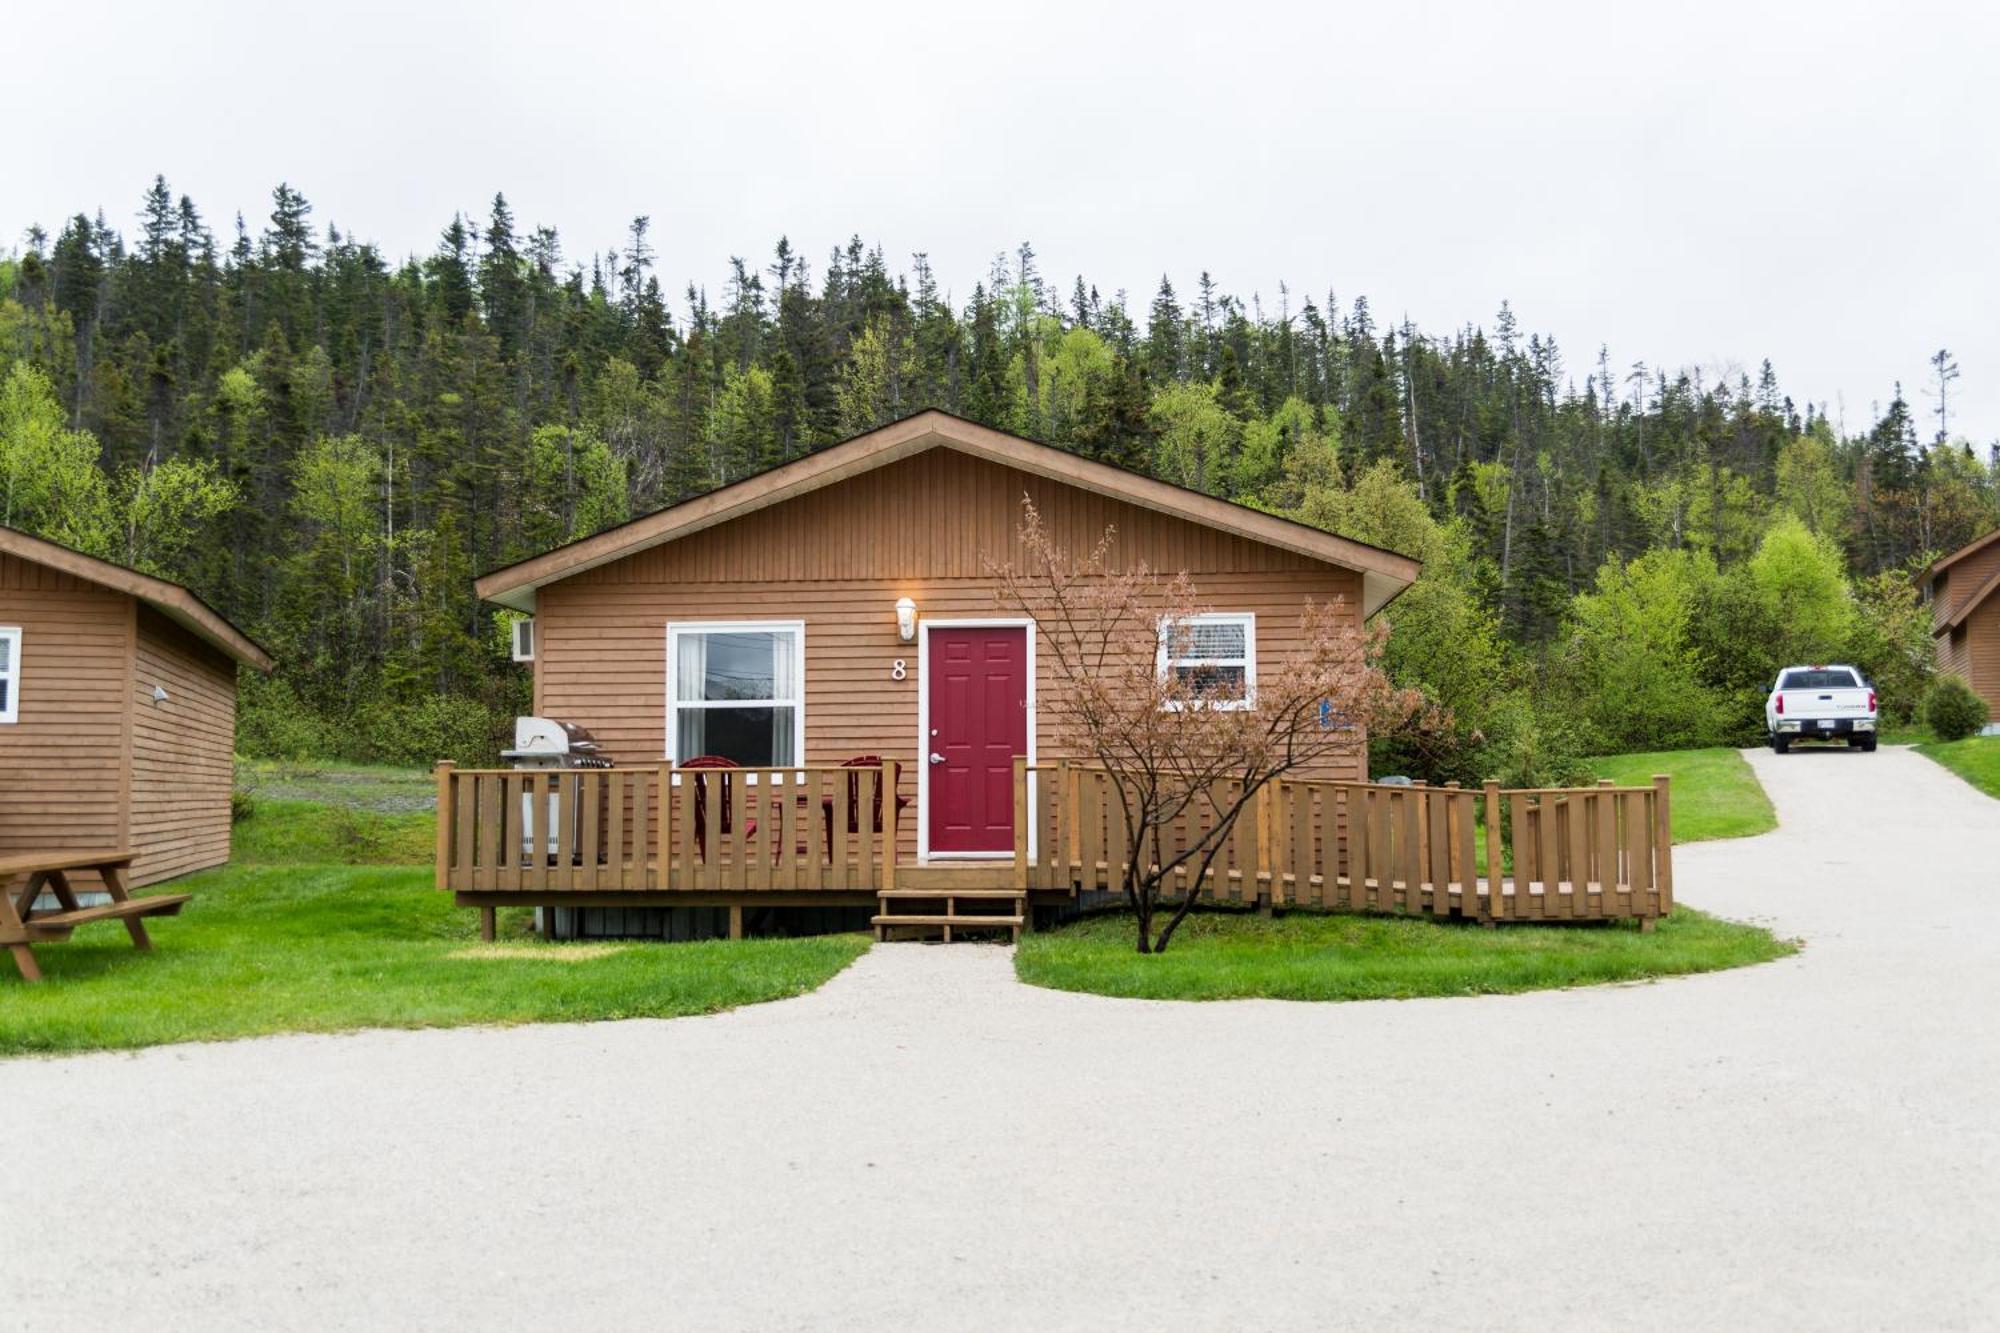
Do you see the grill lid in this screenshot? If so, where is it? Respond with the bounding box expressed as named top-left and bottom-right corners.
top-left (502, 716), bottom-right (611, 765)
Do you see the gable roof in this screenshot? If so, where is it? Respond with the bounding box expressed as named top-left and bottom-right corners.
top-left (1921, 526), bottom-right (2000, 585)
top-left (0, 525), bottom-right (274, 671)
top-left (475, 410), bottom-right (1422, 616)
top-left (1936, 560), bottom-right (2000, 636)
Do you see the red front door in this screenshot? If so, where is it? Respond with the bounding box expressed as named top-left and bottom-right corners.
top-left (927, 626), bottom-right (1029, 854)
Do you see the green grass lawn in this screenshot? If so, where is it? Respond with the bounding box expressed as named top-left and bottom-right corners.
top-left (1915, 734), bottom-right (2000, 799)
top-left (1015, 907), bottom-right (1795, 1002)
top-left (233, 798), bottom-right (436, 865)
top-left (1588, 747), bottom-right (1776, 843)
top-left (1, 778), bottom-right (869, 1057)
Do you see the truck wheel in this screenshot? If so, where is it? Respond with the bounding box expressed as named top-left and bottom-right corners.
top-left (1772, 735), bottom-right (1790, 754)
top-left (1860, 736), bottom-right (1877, 752)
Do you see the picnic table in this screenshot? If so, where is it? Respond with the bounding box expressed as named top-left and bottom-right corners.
top-left (0, 850), bottom-right (189, 983)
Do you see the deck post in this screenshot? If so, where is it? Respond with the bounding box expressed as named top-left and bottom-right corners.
top-left (1482, 780), bottom-right (1503, 922)
top-left (728, 903), bottom-right (744, 940)
top-left (1257, 782), bottom-right (1275, 907)
top-left (433, 762), bottom-right (455, 891)
top-left (1652, 774), bottom-right (1673, 915)
top-left (1412, 780), bottom-right (1429, 896)
top-left (1013, 756), bottom-right (1030, 891)
top-left (478, 906), bottom-right (496, 942)
top-left (881, 760), bottom-right (899, 893)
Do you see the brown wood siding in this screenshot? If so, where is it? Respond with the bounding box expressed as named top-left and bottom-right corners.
top-left (0, 551), bottom-right (130, 867)
top-left (1957, 593), bottom-right (2000, 717)
top-left (129, 606), bottom-right (238, 886)
top-left (582, 448), bottom-right (1326, 586)
top-left (535, 450), bottom-right (1368, 861)
top-left (1932, 540), bottom-right (2000, 630)
top-left (1940, 623), bottom-right (1969, 681)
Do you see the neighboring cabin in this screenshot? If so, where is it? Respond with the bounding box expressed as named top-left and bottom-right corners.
top-left (0, 525), bottom-right (273, 889)
top-left (1922, 526), bottom-right (2000, 720)
top-left (469, 411), bottom-right (1418, 908)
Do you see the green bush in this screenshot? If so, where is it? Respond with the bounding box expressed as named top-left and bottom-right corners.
top-left (237, 674), bottom-right (337, 760)
top-left (1924, 677), bottom-right (1990, 742)
top-left (230, 789), bottom-right (257, 824)
top-left (354, 693), bottom-right (504, 767)
top-left (1474, 693), bottom-right (1598, 789)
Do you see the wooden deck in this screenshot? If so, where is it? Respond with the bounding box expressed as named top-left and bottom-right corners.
top-left (436, 761), bottom-right (1674, 932)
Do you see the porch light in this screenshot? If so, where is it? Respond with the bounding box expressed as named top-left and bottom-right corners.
top-left (895, 597), bottom-right (918, 642)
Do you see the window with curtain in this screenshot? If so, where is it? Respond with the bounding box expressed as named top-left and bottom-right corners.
top-left (1157, 612), bottom-right (1255, 709)
top-left (668, 623), bottom-right (803, 765)
top-left (0, 627), bottom-right (18, 724)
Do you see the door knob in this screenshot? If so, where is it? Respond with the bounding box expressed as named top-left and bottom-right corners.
top-left (929, 752), bottom-right (946, 764)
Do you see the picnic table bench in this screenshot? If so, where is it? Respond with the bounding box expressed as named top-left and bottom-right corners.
top-left (0, 850), bottom-right (190, 983)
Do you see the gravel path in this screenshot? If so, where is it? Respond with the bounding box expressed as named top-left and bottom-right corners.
top-left (4, 746), bottom-right (1996, 1331)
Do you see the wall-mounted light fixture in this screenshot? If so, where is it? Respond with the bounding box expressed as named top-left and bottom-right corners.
top-left (151, 684), bottom-right (169, 705)
top-left (895, 596), bottom-right (918, 643)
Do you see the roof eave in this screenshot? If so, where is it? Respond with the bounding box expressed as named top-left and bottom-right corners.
top-left (1922, 526), bottom-right (2000, 582)
top-left (475, 411), bottom-right (1422, 608)
top-left (0, 525), bottom-right (273, 671)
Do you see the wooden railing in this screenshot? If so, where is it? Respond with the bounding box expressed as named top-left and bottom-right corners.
top-left (434, 762), bottom-right (900, 894)
top-left (1016, 761), bottom-right (1673, 924)
top-left (435, 757), bottom-right (1672, 925)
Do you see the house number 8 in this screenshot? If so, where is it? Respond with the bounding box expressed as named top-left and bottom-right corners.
top-left (891, 659), bottom-right (907, 680)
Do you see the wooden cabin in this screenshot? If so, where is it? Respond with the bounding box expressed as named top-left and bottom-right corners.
top-left (0, 525), bottom-right (273, 889)
top-left (449, 411), bottom-right (1676, 940)
top-left (447, 410), bottom-right (1432, 938)
top-left (1922, 526), bottom-right (2000, 722)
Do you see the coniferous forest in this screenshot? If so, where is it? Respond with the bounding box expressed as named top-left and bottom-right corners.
top-left (0, 179), bottom-right (1988, 779)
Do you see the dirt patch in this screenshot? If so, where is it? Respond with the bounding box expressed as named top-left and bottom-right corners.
top-left (446, 943), bottom-right (631, 963)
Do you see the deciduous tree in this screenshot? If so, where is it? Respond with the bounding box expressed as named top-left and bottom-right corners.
top-left (992, 500), bottom-right (1418, 954)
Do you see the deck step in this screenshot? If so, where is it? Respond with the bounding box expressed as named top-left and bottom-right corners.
top-left (875, 886), bottom-right (1026, 941)
top-left (870, 914), bottom-right (1023, 927)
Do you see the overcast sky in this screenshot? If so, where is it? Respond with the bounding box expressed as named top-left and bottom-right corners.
top-left (6, 0), bottom-right (1996, 442)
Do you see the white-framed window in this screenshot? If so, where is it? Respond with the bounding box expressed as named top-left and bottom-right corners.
top-left (666, 621), bottom-right (805, 766)
top-left (0, 627), bottom-right (17, 724)
top-left (510, 617), bottom-right (536, 662)
top-left (1157, 612), bottom-right (1255, 710)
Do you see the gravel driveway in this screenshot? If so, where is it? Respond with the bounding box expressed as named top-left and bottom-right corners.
top-left (4, 746), bottom-right (1996, 1331)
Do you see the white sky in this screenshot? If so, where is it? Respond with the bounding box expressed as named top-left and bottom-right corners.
top-left (5, 0), bottom-right (1996, 443)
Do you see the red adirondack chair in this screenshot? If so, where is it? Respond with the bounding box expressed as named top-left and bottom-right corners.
top-left (680, 755), bottom-right (756, 859)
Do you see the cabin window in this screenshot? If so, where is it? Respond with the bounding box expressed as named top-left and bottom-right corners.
top-left (510, 617), bottom-right (535, 662)
top-left (0, 627), bottom-right (17, 724)
top-left (1157, 613), bottom-right (1255, 709)
top-left (667, 621), bottom-right (805, 766)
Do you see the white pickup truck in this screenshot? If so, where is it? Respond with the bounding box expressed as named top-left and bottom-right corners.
top-left (1765, 665), bottom-right (1877, 753)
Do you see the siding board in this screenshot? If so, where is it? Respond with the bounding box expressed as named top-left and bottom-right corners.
top-left (129, 607), bottom-right (237, 885)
